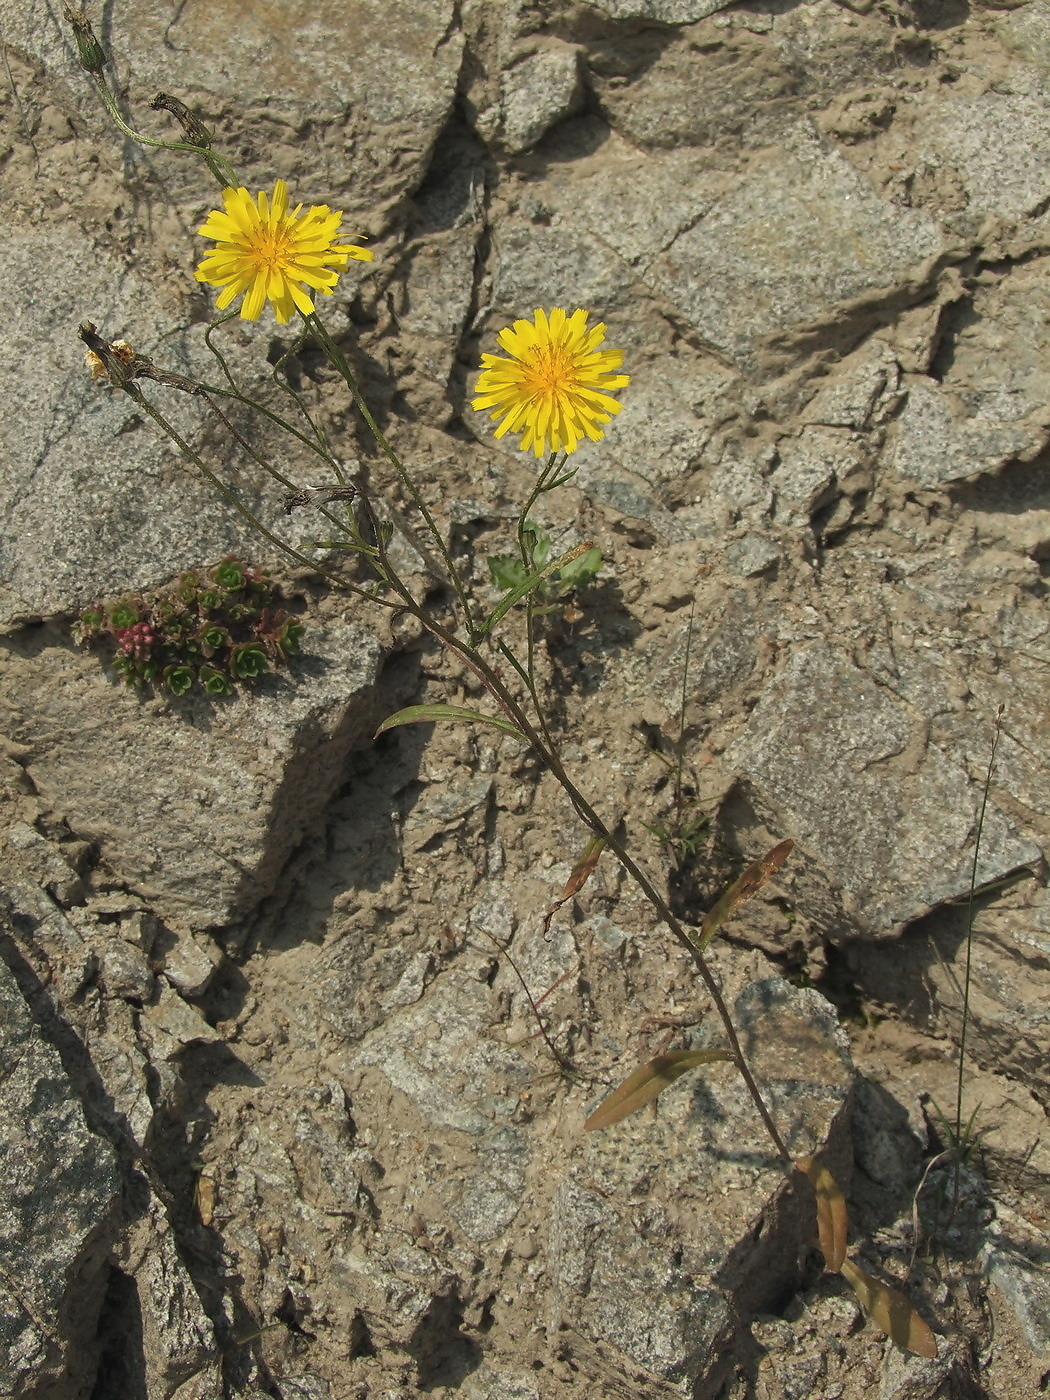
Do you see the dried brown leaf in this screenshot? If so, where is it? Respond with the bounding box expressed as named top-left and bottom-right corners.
top-left (796, 1155), bottom-right (848, 1271)
top-left (584, 1049), bottom-right (732, 1130)
top-left (840, 1257), bottom-right (938, 1359)
top-left (698, 840), bottom-right (794, 951)
top-left (562, 837), bottom-right (606, 900)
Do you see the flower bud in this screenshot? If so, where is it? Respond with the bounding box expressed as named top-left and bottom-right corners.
top-left (64, 7), bottom-right (106, 74)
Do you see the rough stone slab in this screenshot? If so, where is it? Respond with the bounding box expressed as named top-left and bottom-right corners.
top-left (891, 259), bottom-right (1050, 484)
top-left (900, 83), bottom-right (1050, 227)
top-left (0, 222), bottom-right (358, 627)
top-left (770, 427), bottom-right (868, 525)
top-left (583, 0), bottom-right (734, 20)
top-left (3, 621), bottom-right (392, 929)
top-left (0, 225), bottom-right (242, 626)
top-left (549, 979), bottom-right (854, 1390)
top-left (645, 125), bottom-right (942, 369)
top-left (800, 338), bottom-right (903, 430)
top-left (475, 43), bottom-right (583, 155)
top-left (842, 879), bottom-right (1050, 1096)
top-left (0, 953), bottom-right (121, 1396)
top-left (593, 20), bottom-right (796, 152)
top-left (726, 645), bottom-right (1040, 935)
top-left (0, 0), bottom-right (463, 215)
top-left (488, 216), bottom-right (636, 324)
top-left (546, 135), bottom-right (727, 267)
top-left (121, 1201), bottom-right (221, 1399)
top-left (985, 1243), bottom-right (1050, 1358)
top-left (1000, 0), bottom-right (1050, 69)
top-left (891, 380), bottom-right (1037, 487)
top-left (349, 969), bottom-right (532, 1139)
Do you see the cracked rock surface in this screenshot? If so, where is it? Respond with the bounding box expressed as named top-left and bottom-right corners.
top-left (1, 1), bottom-right (1048, 1397)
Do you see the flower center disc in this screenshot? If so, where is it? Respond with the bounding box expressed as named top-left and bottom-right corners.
top-left (525, 346), bottom-right (572, 394)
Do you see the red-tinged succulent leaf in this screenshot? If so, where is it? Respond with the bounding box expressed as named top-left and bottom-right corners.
top-left (375, 704), bottom-right (525, 741)
top-left (698, 839), bottom-right (794, 951)
top-left (584, 1049), bottom-right (732, 1130)
top-left (796, 1155), bottom-right (848, 1271)
top-left (840, 1257), bottom-right (938, 1359)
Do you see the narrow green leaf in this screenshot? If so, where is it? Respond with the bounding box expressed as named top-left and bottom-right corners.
top-left (478, 543), bottom-right (592, 635)
top-left (375, 704), bottom-right (525, 740)
top-left (796, 1155), bottom-right (848, 1272)
top-left (584, 1049), bottom-right (732, 1130)
top-left (840, 1258), bottom-right (938, 1359)
top-left (698, 839), bottom-right (794, 952)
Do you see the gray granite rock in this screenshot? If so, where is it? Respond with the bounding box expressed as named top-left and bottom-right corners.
top-left (725, 534), bottom-right (780, 578)
top-left (476, 43), bottom-right (584, 155)
top-left (985, 1242), bottom-right (1050, 1358)
top-left (544, 137), bottom-right (726, 267)
top-left (0, 0), bottom-right (463, 214)
top-left (898, 81), bottom-right (1050, 230)
top-left (800, 339), bottom-right (903, 431)
top-left (3, 820), bottom-right (86, 904)
top-left (645, 126), bottom-right (942, 369)
top-left (891, 259), bottom-right (1050, 484)
top-left (488, 214), bottom-right (636, 324)
top-left (727, 645), bottom-right (1040, 936)
top-left (394, 226), bottom-right (480, 409)
top-left (0, 952), bottom-right (121, 1396)
top-left (583, 0), bottom-right (734, 20)
top-left (770, 427), bottom-right (868, 526)
top-left (2, 3), bottom-right (1049, 1395)
top-left (2, 620), bottom-right (393, 929)
top-left (350, 966), bottom-right (533, 1138)
top-left (117, 1201), bottom-right (222, 1400)
top-left (550, 979), bottom-right (854, 1390)
top-left (0, 226), bottom-right (238, 626)
top-left (593, 20), bottom-right (796, 152)
top-left (460, 1366), bottom-right (540, 1400)
top-left (1000, 0), bottom-right (1050, 68)
top-left (891, 380), bottom-right (1036, 487)
top-left (841, 878), bottom-right (1050, 1096)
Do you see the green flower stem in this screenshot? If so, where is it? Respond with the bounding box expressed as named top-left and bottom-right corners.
top-left (415, 609), bottom-right (792, 1168)
top-left (87, 69), bottom-right (239, 188)
top-left (359, 428), bottom-right (784, 1157)
top-left (516, 452), bottom-right (565, 752)
top-left (304, 312), bottom-right (476, 634)
top-left (125, 366), bottom-right (790, 1166)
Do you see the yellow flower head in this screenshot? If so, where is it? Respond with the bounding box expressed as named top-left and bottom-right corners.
top-left (472, 307), bottom-right (629, 457)
top-left (194, 179), bottom-right (373, 324)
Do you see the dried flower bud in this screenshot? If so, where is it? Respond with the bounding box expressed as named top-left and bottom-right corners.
top-left (84, 339), bottom-right (135, 383)
top-left (150, 92), bottom-right (213, 149)
top-left (64, 7), bottom-right (106, 74)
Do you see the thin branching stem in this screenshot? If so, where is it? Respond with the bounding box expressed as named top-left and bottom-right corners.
top-left (124, 384), bottom-right (397, 608)
top-left (674, 598), bottom-right (697, 829)
top-left (413, 610), bottom-right (793, 1167)
top-left (304, 313), bottom-right (477, 633)
top-left (954, 703), bottom-right (1004, 1200)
